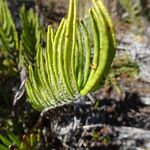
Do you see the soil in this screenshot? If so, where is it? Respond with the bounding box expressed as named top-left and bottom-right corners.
top-left (33, 79), bottom-right (150, 149)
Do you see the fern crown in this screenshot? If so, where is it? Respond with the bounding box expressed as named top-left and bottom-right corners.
top-left (26, 0), bottom-right (116, 111)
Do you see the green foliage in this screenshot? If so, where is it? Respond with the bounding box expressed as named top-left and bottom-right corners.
top-left (119, 0), bottom-right (142, 22)
top-left (0, 132), bottom-right (21, 150)
top-left (105, 54), bottom-right (139, 96)
top-left (0, 131), bottom-right (40, 150)
top-left (26, 0), bottom-right (116, 111)
top-left (112, 54), bottom-right (139, 78)
top-left (91, 130), bottom-right (111, 144)
top-left (0, 0), bottom-right (18, 75)
top-left (19, 5), bottom-right (41, 67)
top-left (0, 0), bottom-right (41, 77)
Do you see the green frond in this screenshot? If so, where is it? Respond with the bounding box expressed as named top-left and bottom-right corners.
top-left (63, 0), bottom-right (78, 95)
top-left (0, 133), bottom-right (21, 149)
top-left (0, 0), bottom-right (18, 75)
top-left (19, 5), bottom-right (41, 67)
top-left (26, 0), bottom-right (116, 111)
top-left (26, 0), bottom-right (78, 111)
top-left (0, 0), bottom-right (42, 76)
top-left (76, 22), bottom-right (84, 90)
top-left (0, 131), bottom-right (40, 150)
top-left (79, 0), bottom-right (116, 95)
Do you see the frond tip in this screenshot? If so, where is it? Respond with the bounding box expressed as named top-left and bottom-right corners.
top-left (26, 0), bottom-right (116, 111)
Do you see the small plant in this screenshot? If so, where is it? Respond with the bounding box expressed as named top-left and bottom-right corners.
top-left (26, 0), bottom-right (116, 111)
top-left (0, 0), bottom-right (18, 76)
top-left (0, 0), bottom-right (41, 76)
top-left (92, 130), bottom-right (111, 144)
top-left (0, 131), bottom-right (40, 150)
top-left (19, 5), bottom-right (41, 67)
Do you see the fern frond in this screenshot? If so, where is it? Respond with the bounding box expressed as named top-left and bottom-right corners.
top-left (19, 5), bottom-right (41, 67)
top-left (78, 0), bottom-right (116, 95)
top-left (0, 0), bottom-right (18, 74)
top-left (26, 0), bottom-right (116, 111)
top-left (26, 0), bottom-right (78, 111)
top-left (0, 132), bottom-right (40, 150)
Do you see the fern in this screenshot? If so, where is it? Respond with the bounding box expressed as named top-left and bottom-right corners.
top-left (0, 0), bottom-right (18, 74)
top-left (0, 132), bottom-right (21, 150)
top-left (26, 0), bottom-right (116, 111)
top-left (19, 5), bottom-right (41, 67)
top-left (0, 131), bottom-right (40, 150)
top-left (0, 0), bottom-right (41, 76)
